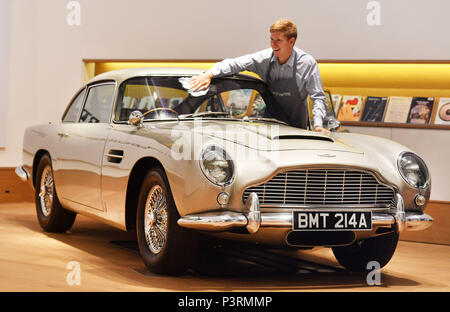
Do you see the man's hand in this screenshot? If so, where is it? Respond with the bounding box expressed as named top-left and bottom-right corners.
top-left (189, 71), bottom-right (213, 91)
top-left (314, 126), bottom-right (329, 133)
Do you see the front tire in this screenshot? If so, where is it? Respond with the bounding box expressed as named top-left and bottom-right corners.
top-left (35, 154), bottom-right (76, 232)
top-left (332, 231), bottom-right (399, 272)
top-left (136, 167), bottom-right (199, 274)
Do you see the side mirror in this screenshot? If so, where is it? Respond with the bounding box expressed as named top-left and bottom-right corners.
top-left (327, 117), bottom-right (341, 132)
top-left (128, 110), bottom-right (144, 127)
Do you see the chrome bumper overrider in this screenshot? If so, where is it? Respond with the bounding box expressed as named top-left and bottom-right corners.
top-left (15, 166), bottom-right (30, 182)
top-left (177, 192), bottom-right (434, 234)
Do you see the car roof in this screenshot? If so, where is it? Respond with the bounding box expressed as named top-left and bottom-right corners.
top-left (87, 67), bottom-right (261, 85)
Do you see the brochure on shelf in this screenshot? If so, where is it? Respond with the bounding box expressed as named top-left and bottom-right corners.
top-left (384, 96), bottom-right (413, 123)
top-left (337, 95), bottom-right (364, 121)
top-left (434, 97), bottom-right (450, 125)
top-left (331, 94), bottom-right (342, 115)
top-left (361, 96), bottom-right (388, 122)
top-left (407, 97), bottom-right (435, 124)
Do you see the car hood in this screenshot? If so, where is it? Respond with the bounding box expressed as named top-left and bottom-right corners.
top-left (145, 120), bottom-right (406, 188)
top-left (185, 121), bottom-right (363, 154)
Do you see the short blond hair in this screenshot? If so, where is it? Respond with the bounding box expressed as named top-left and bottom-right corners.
top-left (270, 18), bottom-right (298, 41)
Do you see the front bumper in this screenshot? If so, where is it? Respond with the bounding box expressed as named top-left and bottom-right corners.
top-left (15, 166), bottom-right (30, 182)
top-left (177, 192), bottom-right (433, 234)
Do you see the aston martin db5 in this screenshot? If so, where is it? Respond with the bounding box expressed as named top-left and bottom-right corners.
top-left (16, 67), bottom-right (434, 274)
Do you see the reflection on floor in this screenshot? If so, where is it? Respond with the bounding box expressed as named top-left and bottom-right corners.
top-left (110, 240), bottom-right (341, 277)
top-left (1, 202), bottom-right (449, 291)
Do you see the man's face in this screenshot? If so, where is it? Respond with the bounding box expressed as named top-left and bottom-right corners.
top-left (270, 31), bottom-right (295, 63)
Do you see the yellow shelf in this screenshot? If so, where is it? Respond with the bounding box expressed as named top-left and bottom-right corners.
top-left (83, 60), bottom-right (450, 129)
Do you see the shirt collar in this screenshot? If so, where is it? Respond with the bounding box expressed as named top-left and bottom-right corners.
top-left (270, 49), bottom-right (296, 67)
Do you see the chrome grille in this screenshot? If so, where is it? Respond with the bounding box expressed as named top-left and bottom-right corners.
top-left (243, 169), bottom-right (395, 207)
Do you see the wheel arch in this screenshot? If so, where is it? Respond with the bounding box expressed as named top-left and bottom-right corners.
top-left (125, 157), bottom-right (165, 231)
top-left (33, 149), bottom-right (51, 187)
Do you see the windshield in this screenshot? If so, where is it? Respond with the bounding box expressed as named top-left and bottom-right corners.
top-left (114, 76), bottom-right (284, 123)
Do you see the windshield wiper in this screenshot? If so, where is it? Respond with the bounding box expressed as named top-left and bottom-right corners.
top-left (177, 113), bottom-right (287, 124)
top-left (244, 117), bottom-right (289, 126)
top-left (178, 112), bottom-right (232, 119)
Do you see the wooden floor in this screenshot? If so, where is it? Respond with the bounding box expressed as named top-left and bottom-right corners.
top-left (3, 167), bottom-right (449, 245)
top-left (0, 202), bottom-right (449, 292)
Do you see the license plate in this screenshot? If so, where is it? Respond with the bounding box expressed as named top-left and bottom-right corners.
top-left (292, 210), bottom-right (372, 231)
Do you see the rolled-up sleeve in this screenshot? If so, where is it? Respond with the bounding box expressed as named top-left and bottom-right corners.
top-left (304, 60), bottom-right (327, 128)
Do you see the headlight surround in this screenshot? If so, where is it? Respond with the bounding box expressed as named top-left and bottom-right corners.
top-left (200, 145), bottom-right (234, 186)
top-left (397, 152), bottom-right (430, 189)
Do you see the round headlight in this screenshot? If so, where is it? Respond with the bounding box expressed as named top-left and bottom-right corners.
top-left (200, 145), bottom-right (234, 186)
top-left (397, 152), bottom-right (430, 189)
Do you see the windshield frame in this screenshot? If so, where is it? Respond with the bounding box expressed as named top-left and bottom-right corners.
top-left (112, 75), bottom-right (284, 125)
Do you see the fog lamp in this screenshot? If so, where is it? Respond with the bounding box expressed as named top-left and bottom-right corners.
top-left (415, 194), bottom-right (426, 207)
top-left (217, 192), bottom-right (230, 206)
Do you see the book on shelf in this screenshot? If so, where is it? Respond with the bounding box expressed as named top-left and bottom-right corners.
top-left (434, 97), bottom-right (450, 125)
top-left (360, 96), bottom-right (388, 122)
top-left (337, 95), bottom-right (364, 121)
top-left (331, 94), bottom-right (342, 115)
top-left (406, 97), bottom-right (435, 124)
top-left (384, 96), bottom-right (413, 123)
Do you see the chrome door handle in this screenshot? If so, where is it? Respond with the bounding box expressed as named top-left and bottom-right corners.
top-left (57, 132), bottom-right (69, 138)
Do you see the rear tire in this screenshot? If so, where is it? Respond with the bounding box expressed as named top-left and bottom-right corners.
top-left (332, 231), bottom-right (399, 272)
top-left (136, 167), bottom-right (199, 275)
top-left (35, 154), bottom-right (76, 232)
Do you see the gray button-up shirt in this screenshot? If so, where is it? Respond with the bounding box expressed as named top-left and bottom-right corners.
top-left (210, 47), bottom-right (327, 128)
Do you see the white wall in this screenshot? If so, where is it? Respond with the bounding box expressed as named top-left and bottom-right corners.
top-left (345, 126), bottom-right (450, 202)
top-left (0, 0), bottom-right (12, 147)
top-left (1, 0), bottom-right (450, 200)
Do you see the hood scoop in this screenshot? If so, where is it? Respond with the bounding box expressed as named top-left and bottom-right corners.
top-left (273, 135), bottom-right (334, 143)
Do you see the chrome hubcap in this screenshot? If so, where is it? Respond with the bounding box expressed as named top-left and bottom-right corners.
top-left (39, 165), bottom-right (54, 217)
top-left (144, 185), bottom-right (168, 254)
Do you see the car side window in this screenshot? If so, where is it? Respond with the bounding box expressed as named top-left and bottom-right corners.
top-left (62, 89), bottom-right (85, 122)
top-left (220, 89), bottom-right (266, 118)
top-left (80, 84), bottom-right (115, 123)
top-left (195, 89), bottom-right (267, 118)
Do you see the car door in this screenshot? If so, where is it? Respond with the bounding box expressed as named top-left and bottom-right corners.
top-left (54, 82), bottom-right (116, 211)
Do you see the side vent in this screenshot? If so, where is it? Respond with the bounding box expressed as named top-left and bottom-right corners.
top-left (105, 150), bottom-right (124, 164)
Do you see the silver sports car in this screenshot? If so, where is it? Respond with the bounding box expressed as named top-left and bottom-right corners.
top-left (16, 67), bottom-right (433, 274)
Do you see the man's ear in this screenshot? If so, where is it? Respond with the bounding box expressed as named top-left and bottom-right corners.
top-left (289, 37), bottom-right (295, 47)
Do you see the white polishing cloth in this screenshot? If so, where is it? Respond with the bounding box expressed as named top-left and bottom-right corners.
top-left (178, 77), bottom-right (209, 97)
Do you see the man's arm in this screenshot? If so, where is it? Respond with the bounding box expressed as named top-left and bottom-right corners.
top-left (304, 60), bottom-right (328, 132)
top-left (190, 49), bottom-right (271, 91)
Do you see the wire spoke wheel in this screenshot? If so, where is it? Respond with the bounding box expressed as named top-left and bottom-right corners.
top-left (34, 154), bottom-right (76, 233)
top-left (136, 167), bottom-right (199, 274)
top-left (38, 165), bottom-right (54, 217)
top-left (144, 185), bottom-right (168, 254)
